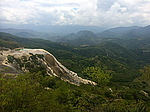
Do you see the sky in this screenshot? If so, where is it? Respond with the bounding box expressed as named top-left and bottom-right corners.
top-left (0, 0), bottom-right (150, 30)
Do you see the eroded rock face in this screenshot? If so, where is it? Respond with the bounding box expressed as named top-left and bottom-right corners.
top-left (0, 49), bottom-right (96, 85)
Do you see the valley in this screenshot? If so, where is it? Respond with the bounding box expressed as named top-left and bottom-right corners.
top-left (0, 26), bottom-right (150, 111)
top-left (1, 0), bottom-right (150, 111)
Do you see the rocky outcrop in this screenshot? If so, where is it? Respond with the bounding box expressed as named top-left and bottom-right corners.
top-left (0, 48), bottom-right (96, 86)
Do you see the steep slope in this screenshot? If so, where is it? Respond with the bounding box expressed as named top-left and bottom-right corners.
top-left (0, 33), bottom-right (23, 49)
top-left (0, 48), bottom-right (96, 85)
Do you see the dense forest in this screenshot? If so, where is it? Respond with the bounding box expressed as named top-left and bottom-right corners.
top-left (0, 32), bottom-right (150, 112)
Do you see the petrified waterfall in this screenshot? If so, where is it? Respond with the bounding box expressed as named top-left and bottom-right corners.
top-left (1, 49), bottom-right (96, 86)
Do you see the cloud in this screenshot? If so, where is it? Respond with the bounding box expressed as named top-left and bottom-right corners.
top-left (0, 0), bottom-right (39, 24)
top-left (0, 0), bottom-right (150, 28)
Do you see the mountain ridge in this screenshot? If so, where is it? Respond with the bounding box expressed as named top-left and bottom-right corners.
top-left (0, 32), bottom-right (149, 82)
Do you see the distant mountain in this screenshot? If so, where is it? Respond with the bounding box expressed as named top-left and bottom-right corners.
top-left (0, 28), bottom-right (41, 39)
top-left (97, 26), bottom-right (141, 38)
top-left (15, 31), bottom-right (38, 38)
top-left (1, 31), bottom-right (150, 112)
top-left (63, 33), bottom-right (76, 40)
top-left (108, 26), bottom-right (141, 34)
top-left (0, 28), bottom-right (62, 41)
top-left (121, 25), bottom-right (150, 39)
top-left (0, 32), bottom-right (74, 52)
top-left (1, 25), bottom-right (149, 48)
top-left (56, 25), bottom-right (150, 47)
top-left (1, 32), bottom-right (149, 82)
top-left (56, 30), bottom-right (98, 46)
top-left (137, 25), bottom-right (150, 34)
top-left (0, 32), bottom-right (144, 65)
top-left (61, 30), bottom-right (97, 40)
top-left (97, 30), bottom-right (117, 38)
top-left (0, 28), bottom-right (37, 35)
top-left (97, 25), bottom-right (150, 39)
top-left (121, 30), bottom-right (143, 39)
top-left (76, 30), bottom-right (97, 39)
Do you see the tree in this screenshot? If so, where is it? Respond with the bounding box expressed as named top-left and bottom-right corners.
top-left (139, 65), bottom-right (150, 81)
top-left (82, 67), bottom-right (112, 84)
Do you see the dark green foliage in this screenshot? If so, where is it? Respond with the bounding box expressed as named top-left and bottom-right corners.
top-left (0, 32), bottom-right (74, 53)
top-left (1, 73), bottom-right (71, 112)
top-left (82, 67), bottom-right (112, 84)
top-left (0, 33), bottom-right (23, 49)
top-left (36, 54), bottom-right (44, 59)
top-left (1, 32), bottom-right (150, 111)
top-left (6, 54), bottom-right (46, 74)
top-left (1, 32), bottom-right (148, 82)
top-left (1, 72), bottom-right (150, 112)
top-left (125, 104), bottom-right (147, 112)
top-left (7, 55), bottom-right (14, 63)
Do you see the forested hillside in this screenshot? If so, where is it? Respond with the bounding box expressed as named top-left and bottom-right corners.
top-left (1, 32), bottom-right (150, 112)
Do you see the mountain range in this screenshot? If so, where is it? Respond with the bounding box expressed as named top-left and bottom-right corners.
top-left (1, 25), bottom-right (149, 42)
top-left (55, 25), bottom-right (150, 47)
top-left (0, 28), bottom-right (62, 41)
top-left (0, 31), bottom-right (150, 82)
top-left (1, 30), bottom-right (150, 111)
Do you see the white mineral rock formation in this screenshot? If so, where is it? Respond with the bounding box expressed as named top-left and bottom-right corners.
top-left (1, 48), bottom-right (96, 86)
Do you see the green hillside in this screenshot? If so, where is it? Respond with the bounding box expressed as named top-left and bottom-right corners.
top-left (1, 32), bottom-right (150, 112)
top-left (0, 32), bottom-right (149, 82)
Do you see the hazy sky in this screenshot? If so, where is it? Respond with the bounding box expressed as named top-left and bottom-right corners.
top-left (0, 0), bottom-right (150, 28)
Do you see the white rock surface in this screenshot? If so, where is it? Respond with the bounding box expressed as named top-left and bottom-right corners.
top-left (1, 48), bottom-right (96, 86)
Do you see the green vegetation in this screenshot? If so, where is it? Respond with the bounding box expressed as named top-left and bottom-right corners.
top-left (82, 67), bottom-right (112, 84)
top-left (6, 54), bottom-right (46, 74)
top-left (0, 33), bottom-right (23, 49)
top-left (7, 55), bottom-right (15, 63)
top-left (1, 69), bottom-right (150, 112)
top-left (0, 32), bottom-right (150, 111)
